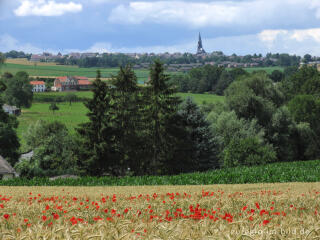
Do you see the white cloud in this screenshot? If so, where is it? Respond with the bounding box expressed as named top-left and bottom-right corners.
top-left (108, 0), bottom-right (320, 28)
top-left (14, 0), bottom-right (82, 17)
top-left (0, 34), bottom-right (42, 53)
top-left (290, 28), bottom-right (320, 43)
top-left (258, 30), bottom-right (289, 48)
top-left (0, 34), bottom-right (59, 54)
top-left (257, 28), bottom-right (320, 55)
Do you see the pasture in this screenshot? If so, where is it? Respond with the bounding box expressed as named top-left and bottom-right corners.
top-left (0, 182), bottom-right (319, 239)
top-left (242, 66), bottom-right (284, 74)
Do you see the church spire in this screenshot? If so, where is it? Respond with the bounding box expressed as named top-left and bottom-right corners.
top-left (197, 32), bottom-right (206, 55)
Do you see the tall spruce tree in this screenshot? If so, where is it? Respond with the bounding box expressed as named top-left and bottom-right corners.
top-left (175, 97), bottom-right (218, 172)
top-left (110, 65), bottom-right (143, 175)
top-left (144, 60), bottom-right (182, 175)
top-left (77, 70), bottom-right (115, 175)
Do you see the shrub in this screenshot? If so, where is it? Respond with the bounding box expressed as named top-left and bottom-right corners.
top-left (222, 137), bottom-right (276, 168)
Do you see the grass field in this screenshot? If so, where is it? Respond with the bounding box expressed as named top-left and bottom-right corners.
top-left (1, 63), bottom-right (151, 83)
top-left (0, 182), bottom-right (319, 239)
top-left (241, 66), bottom-right (284, 74)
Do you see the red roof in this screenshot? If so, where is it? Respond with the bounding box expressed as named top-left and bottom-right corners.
top-left (74, 76), bottom-right (89, 80)
top-left (78, 80), bottom-right (92, 85)
top-left (30, 81), bottom-right (45, 85)
top-left (56, 76), bottom-right (67, 81)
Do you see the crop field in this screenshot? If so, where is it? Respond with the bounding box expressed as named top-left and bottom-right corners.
top-left (0, 182), bottom-right (319, 239)
top-left (5, 58), bottom-right (60, 66)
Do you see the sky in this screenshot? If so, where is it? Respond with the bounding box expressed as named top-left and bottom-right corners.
top-left (1, 0), bottom-right (320, 56)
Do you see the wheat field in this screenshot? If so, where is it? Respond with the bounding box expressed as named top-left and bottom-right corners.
top-left (0, 182), bottom-right (320, 239)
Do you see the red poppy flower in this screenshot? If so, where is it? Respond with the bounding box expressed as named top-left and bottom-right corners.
top-left (263, 220), bottom-right (270, 225)
top-left (3, 214), bottom-right (9, 220)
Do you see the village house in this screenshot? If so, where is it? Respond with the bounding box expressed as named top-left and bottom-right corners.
top-left (0, 155), bottom-right (17, 179)
top-left (2, 104), bottom-right (21, 116)
top-left (30, 54), bottom-right (44, 62)
top-left (52, 76), bottom-right (92, 92)
top-left (30, 81), bottom-right (46, 92)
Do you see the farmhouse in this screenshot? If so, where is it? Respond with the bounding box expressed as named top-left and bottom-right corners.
top-left (30, 81), bottom-right (46, 92)
top-left (52, 76), bottom-right (92, 92)
top-left (0, 155), bottom-right (17, 179)
top-left (2, 104), bottom-right (21, 116)
top-left (30, 54), bottom-right (44, 62)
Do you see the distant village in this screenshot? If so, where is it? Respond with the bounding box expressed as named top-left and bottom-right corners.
top-left (27, 34), bottom-right (280, 72)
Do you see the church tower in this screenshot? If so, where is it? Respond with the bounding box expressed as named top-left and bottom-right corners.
top-left (197, 32), bottom-right (206, 55)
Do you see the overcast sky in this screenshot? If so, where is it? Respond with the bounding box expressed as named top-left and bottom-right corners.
top-left (1, 0), bottom-right (320, 55)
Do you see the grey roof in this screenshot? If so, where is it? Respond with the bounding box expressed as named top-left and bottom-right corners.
top-left (20, 151), bottom-right (34, 161)
top-left (0, 155), bottom-right (16, 175)
top-left (2, 104), bottom-right (19, 111)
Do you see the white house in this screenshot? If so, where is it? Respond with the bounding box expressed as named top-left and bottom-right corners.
top-left (30, 81), bottom-right (46, 92)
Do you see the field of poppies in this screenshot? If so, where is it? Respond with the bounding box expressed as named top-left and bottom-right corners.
top-left (0, 182), bottom-right (320, 239)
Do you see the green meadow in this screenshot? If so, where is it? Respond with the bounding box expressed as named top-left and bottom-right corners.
top-left (1, 63), bottom-right (151, 83)
top-left (243, 66), bottom-right (284, 74)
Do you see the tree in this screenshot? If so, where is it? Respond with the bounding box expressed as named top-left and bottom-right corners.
top-left (64, 93), bottom-right (78, 106)
top-left (0, 75), bottom-right (20, 166)
top-left (222, 137), bottom-right (276, 168)
top-left (288, 95), bottom-right (320, 136)
top-left (281, 65), bottom-right (318, 100)
top-left (225, 72), bottom-right (284, 128)
top-left (0, 53), bottom-right (5, 74)
top-left (301, 75), bottom-right (320, 95)
top-left (144, 60), bottom-right (182, 175)
top-left (174, 97), bottom-right (218, 172)
top-left (49, 102), bottom-right (59, 114)
top-left (269, 70), bottom-right (284, 82)
top-left (17, 120), bottom-right (77, 178)
top-left (267, 106), bottom-right (298, 162)
top-left (2, 71), bottom-right (33, 108)
top-left (76, 70), bottom-right (115, 175)
top-left (283, 66), bottom-right (298, 79)
top-left (207, 110), bottom-right (275, 167)
top-left (109, 65), bottom-right (142, 175)
top-left (214, 71), bottom-right (234, 95)
top-left (303, 54), bottom-right (312, 63)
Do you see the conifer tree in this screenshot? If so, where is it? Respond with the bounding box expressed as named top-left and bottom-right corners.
top-left (110, 65), bottom-right (142, 175)
top-left (175, 97), bottom-right (218, 172)
top-left (144, 60), bottom-right (182, 175)
top-left (77, 70), bottom-right (115, 175)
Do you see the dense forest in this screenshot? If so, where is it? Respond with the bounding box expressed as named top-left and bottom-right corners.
top-left (1, 55), bottom-right (320, 178)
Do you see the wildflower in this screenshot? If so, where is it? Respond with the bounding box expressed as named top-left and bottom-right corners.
top-left (263, 220), bottom-right (270, 225)
top-left (3, 214), bottom-right (10, 220)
